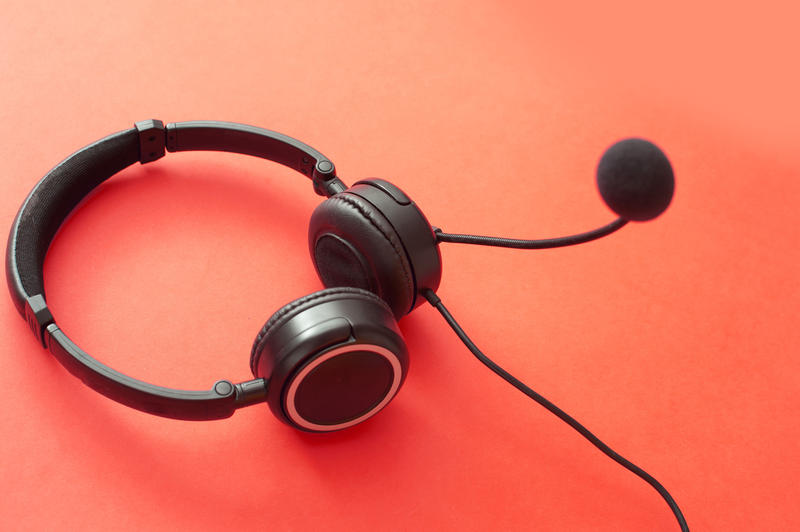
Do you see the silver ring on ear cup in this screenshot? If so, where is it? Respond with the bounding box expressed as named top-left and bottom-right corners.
top-left (284, 343), bottom-right (403, 431)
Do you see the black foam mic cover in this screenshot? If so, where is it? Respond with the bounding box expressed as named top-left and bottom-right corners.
top-left (596, 138), bottom-right (674, 221)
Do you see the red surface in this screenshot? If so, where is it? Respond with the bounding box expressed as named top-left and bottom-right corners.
top-left (1, 1), bottom-right (798, 530)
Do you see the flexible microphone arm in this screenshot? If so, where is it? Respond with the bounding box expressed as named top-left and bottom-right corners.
top-left (434, 137), bottom-right (675, 250)
top-left (434, 218), bottom-right (628, 249)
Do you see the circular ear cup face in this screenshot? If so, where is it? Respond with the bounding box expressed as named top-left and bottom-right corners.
top-left (308, 179), bottom-right (442, 318)
top-left (251, 287), bottom-right (408, 432)
top-left (285, 343), bottom-right (402, 429)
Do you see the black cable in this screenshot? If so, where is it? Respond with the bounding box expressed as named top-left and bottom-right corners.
top-left (434, 218), bottom-right (628, 249)
top-left (422, 289), bottom-right (688, 531)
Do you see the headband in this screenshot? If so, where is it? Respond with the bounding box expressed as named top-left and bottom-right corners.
top-left (7, 120), bottom-right (344, 420)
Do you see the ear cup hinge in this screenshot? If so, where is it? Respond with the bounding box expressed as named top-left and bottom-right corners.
top-left (234, 378), bottom-right (269, 408)
top-left (134, 119), bottom-right (166, 164)
top-left (24, 294), bottom-right (54, 348)
top-left (312, 160), bottom-right (346, 197)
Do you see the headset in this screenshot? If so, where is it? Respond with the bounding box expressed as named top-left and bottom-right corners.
top-left (6, 119), bottom-right (687, 530)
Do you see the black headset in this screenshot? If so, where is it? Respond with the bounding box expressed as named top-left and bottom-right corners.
top-left (6, 119), bottom-right (687, 529)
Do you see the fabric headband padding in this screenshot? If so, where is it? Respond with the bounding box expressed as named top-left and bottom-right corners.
top-left (7, 128), bottom-right (139, 313)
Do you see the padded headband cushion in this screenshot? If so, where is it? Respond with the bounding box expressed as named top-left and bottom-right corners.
top-left (250, 286), bottom-right (391, 375)
top-left (7, 129), bottom-right (139, 313)
top-left (308, 193), bottom-right (415, 318)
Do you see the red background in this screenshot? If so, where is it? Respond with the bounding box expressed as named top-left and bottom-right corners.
top-left (2, 1), bottom-right (798, 530)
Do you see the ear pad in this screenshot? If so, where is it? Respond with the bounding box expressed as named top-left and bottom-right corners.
top-left (309, 193), bottom-right (414, 317)
top-left (308, 179), bottom-right (442, 318)
top-left (249, 286), bottom-right (389, 375)
top-left (250, 286), bottom-right (409, 432)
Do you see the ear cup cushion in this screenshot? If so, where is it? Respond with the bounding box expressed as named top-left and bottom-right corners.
top-left (250, 286), bottom-right (391, 375)
top-left (309, 193), bottom-right (415, 318)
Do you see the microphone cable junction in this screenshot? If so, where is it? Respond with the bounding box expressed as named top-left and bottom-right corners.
top-left (421, 289), bottom-right (689, 531)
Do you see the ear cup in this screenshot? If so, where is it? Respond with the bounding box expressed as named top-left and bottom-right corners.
top-left (309, 192), bottom-right (415, 318)
top-left (309, 179), bottom-right (442, 319)
top-left (250, 286), bottom-right (409, 432)
top-left (250, 286), bottom-right (390, 376)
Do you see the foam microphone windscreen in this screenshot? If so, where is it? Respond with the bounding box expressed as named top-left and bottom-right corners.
top-left (596, 138), bottom-right (674, 221)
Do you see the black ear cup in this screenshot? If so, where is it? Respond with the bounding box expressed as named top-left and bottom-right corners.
top-left (308, 179), bottom-right (442, 318)
top-left (309, 193), bottom-right (415, 317)
top-left (251, 287), bottom-right (408, 432)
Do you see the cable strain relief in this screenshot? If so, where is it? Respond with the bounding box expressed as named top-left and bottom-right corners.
top-left (421, 288), bottom-right (440, 306)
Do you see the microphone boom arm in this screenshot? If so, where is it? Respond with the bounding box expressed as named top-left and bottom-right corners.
top-left (434, 218), bottom-right (628, 249)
